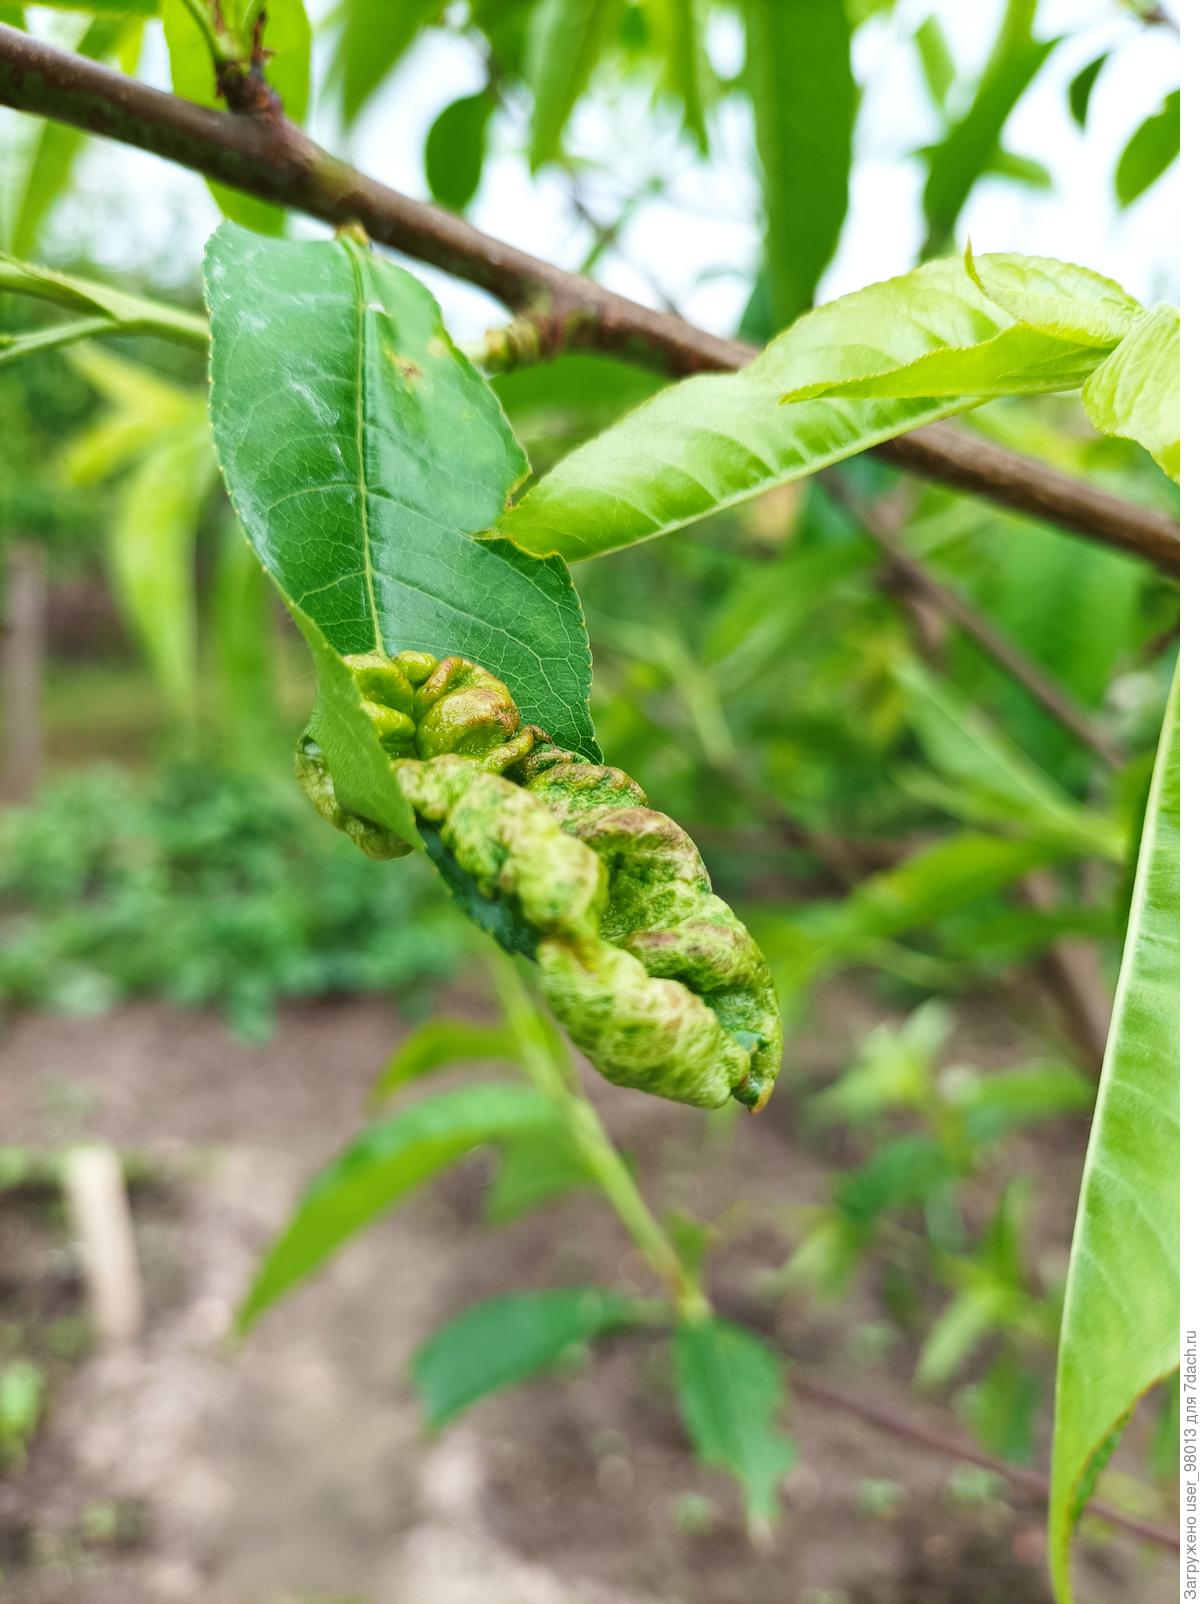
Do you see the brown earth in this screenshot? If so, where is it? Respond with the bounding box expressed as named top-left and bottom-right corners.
top-left (0, 981), bottom-right (1177, 1604)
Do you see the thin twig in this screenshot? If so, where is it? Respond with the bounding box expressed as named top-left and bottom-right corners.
top-left (720, 1296), bottom-right (1177, 1552)
top-left (0, 26), bottom-right (1179, 574)
top-left (828, 478), bottom-right (1126, 770)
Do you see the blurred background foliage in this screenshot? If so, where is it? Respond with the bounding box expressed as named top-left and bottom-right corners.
top-left (0, 0), bottom-right (1178, 1513)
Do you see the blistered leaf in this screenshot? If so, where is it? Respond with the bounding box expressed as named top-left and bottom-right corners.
top-left (1049, 669), bottom-right (1178, 1602)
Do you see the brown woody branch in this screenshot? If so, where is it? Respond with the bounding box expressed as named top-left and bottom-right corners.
top-left (0, 26), bottom-right (1180, 576)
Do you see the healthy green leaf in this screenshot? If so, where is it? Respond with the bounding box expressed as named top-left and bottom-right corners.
top-left (965, 248), bottom-right (1140, 348)
top-left (372, 1017), bottom-right (520, 1104)
top-left (1115, 89), bottom-right (1179, 207)
top-left (766, 832), bottom-right (1061, 992)
top-left (985, 149), bottom-right (1051, 189)
top-left (914, 14), bottom-right (954, 111)
top-left (673, 1318), bottom-right (795, 1526)
top-left (744, 0), bottom-right (856, 323)
top-left (645, 0), bottom-right (709, 151)
top-left (922, 34), bottom-right (1057, 256)
top-left (917, 1283), bottom-right (1014, 1390)
top-left (412, 1287), bottom-right (639, 1426)
top-left (1067, 52), bottom-right (1107, 130)
top-left (163, 0), bottom-right (312, 234)
top-left (0, 255), bottom-right (208, 348)
top-left (424, 91), bottom-right (493, 211)
top-left (210, 519), bottom-right (276, 760)
top-left (1081, 304), bottom-right (1179, 482)
top-left (107, 421), bottom-right (215, 717)
top-left (0, 316), bottom-right (113, 367)
top-left (496, 254), bottom-right (1130, 564)
top-left (1049, 667), bottom-right (1178, 1603)
top-left (946, 1064), bottom-right (1093, 1147)
top-left (527, 0), bottom-right (621, 169)
top-left (239, 1083), bottom-right (559, 1330)
top-left (894, 657), bottom-right (1126, 861)
top-left (484, 1130), bottom-right (596, 1223)
top-left (332, 0), bottom-right (440, 127)
top-left (11, 0), bottom-right (153, 11)
top-left (204, 224), bottom-right (598, 757)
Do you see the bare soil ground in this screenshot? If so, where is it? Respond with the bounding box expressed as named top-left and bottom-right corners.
top-left (0, 983), bottom-right (1177, 1604)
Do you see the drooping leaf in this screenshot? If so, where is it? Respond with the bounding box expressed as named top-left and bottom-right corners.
top-left (674, 1318), bottom-right (795, 1526)
top-left (332, 0), bottom-right (441, 126)
top-left (894, 657), bottom-right (1126, 861)
top-left (527, 0), bottom-right (622, 169)
top-left (1115, 89), bottom-right (1179, 207)
top-left (1067, 52), bottom-right (1107, 130)
top-left (921, 35), bottom-right (1057, 257)
top-left (239, 1083), bottom-right (559, 1330)
top-left (744, 0), bottom-right (856, 324)
top-left (162, 0), bottom-right (312, 234)
top-left (1081, 304), bottom-right (1179, 482)
top-left (424, 90), bottom-right (493, 211)
top-left (204, 224), bottom-right (598, 758)
top-left (372, 1017), bottom-right (520, 1103)
top-left (412, 1288), bottom-right (639, 1426)
top-left (496, 255), bottom-right (1130, 564)
top-left (1049, 667), bottom-right (1179, 1603)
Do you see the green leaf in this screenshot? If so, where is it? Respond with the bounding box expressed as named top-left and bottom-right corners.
top-left (922, 35), bottom-right (1057, 256)
top-left (424, 91), bottom-right (493, 211)
top-left (204, 224), bottom-right (598, 758)
top-left (163, 0), bottom-right (312, 234)
top-left (209, 517), bottom-right (276, 759)
top-left (527, 0), bottom-right (621, 168)
top-left (412, 1287), bottom-right (638, 1426)
top-left (835, 1135), bottom-right (955, 1224)
top-left (967, 1351), bottom-right (1041, 1465)
top-left (1049, 667), bottom-right (1178, 1603)
top-left (914, 15), bottom-right (954, 111)
top-left (894, 657), bottom-right (1126, 861)
top-left (0, 255), bottom-right (208, 348)
top-left (372, 1017), bottom-right (520, 1103)
top-left (674, 1318), bottom-right (795, 1526)
top-left (947, 1064), bottom-right (1093, 1147)
top-left (9, 14), bottom-right (134, 258)
top-left (1067, 52), bottom-right (1107, 130)
top-left (108, 417), bottom-right (215, 718)
top-left (985, 149), bottom-right (1051, 189)
top-left (917, 1284), bottom-right (1013, 1390)
top-left (12, 0), bottom-right (153, 11)
top-left (0, 316), bottom-right (113, 367)
top-left (965, 248), bottom-right (1140, 348)
top-left (332, 0), bottom-right (440, 126)
top-left (1081, 304), bottom-right (1179, 482)
top-left (239, 1083), bottom-right (559, 1330)
top-left (768, 832), bottom-right (1059, 991)
top-left (744, 0), bottom-right (856, 324)
top-left (645, 0), bottom-right (709, 151)
top-left (484, 1130), bottom-right (596, 1222)
top-left (1115, 88), bottom-right (1179, 207)
top-left (496, 254), bottom-right (1127, 564)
